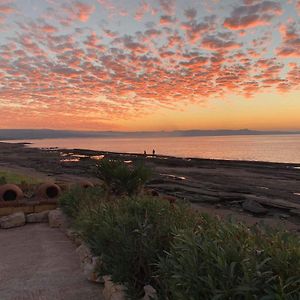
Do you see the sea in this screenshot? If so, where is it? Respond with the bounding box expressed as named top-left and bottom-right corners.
top-left (4, 134), bottom-right (300, 164)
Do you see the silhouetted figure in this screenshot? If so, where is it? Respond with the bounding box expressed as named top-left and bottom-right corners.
top-left (143, 150), bottom-right (146, 155)
top-left (152, 149), bottom-right (155, 156)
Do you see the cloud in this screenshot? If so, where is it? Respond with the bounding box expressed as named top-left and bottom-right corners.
top-left (277, 23), bottom-right (300, 57)
top-left (202, 35), bottom-right (241, 50)
top-left (73, 2), bottom-right (95, 22)
top-left (224, 1), bottom-right (282, 30)
top-left (160, 15), bottom-right (176, 25)
top-left (134, 1), bottom-right (150, 21)
top-left (159, 0), bottom-right (176, 14)
top-left (0, 0), bottom-right (299, 129)
top-left (297, 1), bottom-right (300, 15)
top-left (184, 8), bottom-right (197, 20)
top-left (0, 2), bottom-right (15, 23)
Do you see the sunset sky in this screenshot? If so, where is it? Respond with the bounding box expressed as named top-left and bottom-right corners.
top-left (0, 0), bottom-right (299, 131)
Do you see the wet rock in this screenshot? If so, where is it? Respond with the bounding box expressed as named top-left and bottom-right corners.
top-left (26, 210), bottom-right (49, 223)
top-left (193, 195), bottom-right (220, 204)
top-left (279, 214), bottom-right (289, 220)
top-left (0, 212), bottom-right (25, 229)
top-left (242, 200), bottom-right (268, 215)
top-left (218, 192), bottom-right (246, 201)
top-left (290, 209), bottom-right (300, 218)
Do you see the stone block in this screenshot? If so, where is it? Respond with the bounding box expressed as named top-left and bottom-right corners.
top-left (0, 212), bottom-right (25, 229)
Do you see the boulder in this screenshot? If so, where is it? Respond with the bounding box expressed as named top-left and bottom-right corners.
top-left (0, 212), bottom-right (25, 229)
top-left (83, 256), bottom-right (103, 283)
top-left (103, 276), bottom-right (126, 300)
top-left (26, 210), bottom-right (49, 223)
top-left (48, 209), bottom-right (68, 228)
top-left (76, 243), bottom-right (92, 264)
top-left (65, 229), bottom-right (83, 246)
top-left (142, 285), bottom-right (158, 300)
top-left (242, 200), bottom-right (268, 215)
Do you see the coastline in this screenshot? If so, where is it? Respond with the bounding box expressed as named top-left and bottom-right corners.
top-left (1, 141), bottom-right (300, 232)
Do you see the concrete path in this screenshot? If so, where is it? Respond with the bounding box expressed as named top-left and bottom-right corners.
top-left (0, 224), bottom-right (104, 300)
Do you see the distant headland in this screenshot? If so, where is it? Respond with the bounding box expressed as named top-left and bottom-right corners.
top-left (0, 129), bottom-right (299, 140)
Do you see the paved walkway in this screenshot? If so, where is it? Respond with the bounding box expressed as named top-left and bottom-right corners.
top-left (0, 224), bottom-right (104, 300)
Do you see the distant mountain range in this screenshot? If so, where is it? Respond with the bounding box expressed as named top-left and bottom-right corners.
top-left (0, 129), bottom-right (300, 140)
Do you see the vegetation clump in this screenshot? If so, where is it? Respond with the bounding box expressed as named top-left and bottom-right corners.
top-left (0, 170), bottom-right (41, 185)
top-left (96, 159), bottom-right (152, 198)
top-left (59, 162), bottom-right (300, 300)
top-left (158, 220), bottom-right (300, 299)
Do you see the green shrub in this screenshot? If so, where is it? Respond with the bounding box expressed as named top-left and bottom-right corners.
top-left (59, 186), bottom-right (104, 219)
top-left (96, 159), bottom-right (152, 198)
top-left (158, 219), bottom-right (300, 300)
top-left (76, 196), bottom-right (198, 299)
top-left (0, 170), bottom-right (41, 184)
top-left (0, 176), bottom-right (6, 185)
top-left (60, 179), bottom-right (300, 299)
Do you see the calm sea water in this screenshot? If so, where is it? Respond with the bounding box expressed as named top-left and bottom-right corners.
top-left (5, 134), bottom-right (300, 164)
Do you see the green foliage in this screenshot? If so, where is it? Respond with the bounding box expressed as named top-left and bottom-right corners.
top-left (0, 176), bottom-right (6, 185)
top-left (158, 219), bottom-right (300, 300)
top-left (76, 196), bottom-right (198, 299)
top-left (59, 186), bottom-right (104, 219)
top-left (96, 159), bottom-right (152, 198)
top-left (62, 185), bottom-right (300, 300)
top-left (0, 170), bottom-right (41, 185)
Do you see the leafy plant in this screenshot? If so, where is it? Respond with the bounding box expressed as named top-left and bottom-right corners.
top-left (96, 159), bottom-right (152, 199)
top-left (76, 196), bottom-right (198, 299)
top-left (59, 186), bottom-right (104, 219)
top-left (0, 176), bottom-right (6, 185)
top-left (157, 220), bottom-right (300, 300)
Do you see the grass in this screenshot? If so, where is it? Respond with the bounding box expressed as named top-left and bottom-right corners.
top-left (0, 169), bottom-right (42, 185)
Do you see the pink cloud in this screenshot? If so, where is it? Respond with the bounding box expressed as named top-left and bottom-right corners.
top-left (277, 23), bottom-right (300, 58)
top-left (134, 1), bottom-right (150, 21)
top-left (74, 2), bottom-right (95, 22)
top-left (160, 15), bottom-right (175, 25)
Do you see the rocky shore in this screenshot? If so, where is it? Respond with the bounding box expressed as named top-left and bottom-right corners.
top-left (0, 141), bottom-right (299, 232)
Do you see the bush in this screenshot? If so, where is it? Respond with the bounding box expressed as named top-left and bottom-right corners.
top-left (59, 186), bottom-right (104, 219)
top-left (96, 159), bottom-right (152, 198)
top-left (75, 196), bottom-right (198, 299)
top-left (158, 219), bottom-right (300, 300)
top-left (59, 180), bottom-right (300, 299)
top-left (0, 176), bottom-right (6, 185)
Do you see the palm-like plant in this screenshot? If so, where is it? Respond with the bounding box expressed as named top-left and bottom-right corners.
top-left (96, 159), bottom-right (152, 199)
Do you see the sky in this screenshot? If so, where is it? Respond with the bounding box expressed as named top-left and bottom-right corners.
top-left (0, 0), bottom-right (299, 131)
